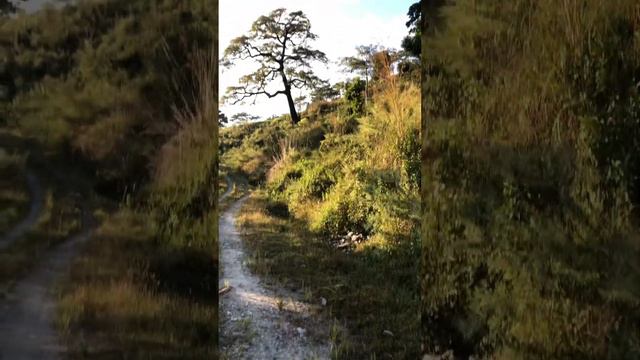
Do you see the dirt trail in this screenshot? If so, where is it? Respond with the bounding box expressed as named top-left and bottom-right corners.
top-left (219, 176), bottom-right (331, 359)
top-left (0, 169), bottom-right (44, 250)
top-left (0, 206), bottom-right (94, 360)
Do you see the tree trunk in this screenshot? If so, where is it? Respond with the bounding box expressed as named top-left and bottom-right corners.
top-left (364, 72), bottom-right (368, 109)
top-left (284, 89), bottom-right (300, 124)
top-left (280, 69), bottom-right (300, 124)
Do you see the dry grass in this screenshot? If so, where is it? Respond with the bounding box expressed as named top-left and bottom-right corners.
top-left (153, 48), bottom-right (218, 197)
top-left (361, 79), bottom-right (420, 171)
top-left (57, 209), bottom-right (217, 359)
top-left (266, 137), bottom-right (297, 184)
top-left (236, 191), bottom-right (420, 359)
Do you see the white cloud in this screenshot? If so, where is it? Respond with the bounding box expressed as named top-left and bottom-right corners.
top-left (219, 0), bottom-right (410, 121)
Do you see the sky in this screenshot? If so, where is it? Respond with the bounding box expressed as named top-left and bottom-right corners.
top-left (219, 0), bottom-right (414, 123)
top-left (17, 0), bottom-right (69, 13)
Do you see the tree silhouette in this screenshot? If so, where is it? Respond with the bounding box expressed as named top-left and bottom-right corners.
top-left (218, 110), bottom-right (228, 126)
top-left (0, 0), bottom-right (24, 16)
top-left (222, 8), bottom-right (328, 124)
top-left (402, 1), bottom-right (422, 57)
top-left (231, 112), bottom-right (259, 124)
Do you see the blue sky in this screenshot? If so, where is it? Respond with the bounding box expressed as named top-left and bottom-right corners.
top-left (220, 0), bottom-right (415, 123)
top-left (350, 0), bottom-right (413, 18)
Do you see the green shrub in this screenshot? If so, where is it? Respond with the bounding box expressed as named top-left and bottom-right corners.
top-left (286, 159), bottom-right (339, 203)
top-left (344, 77), bottom-right (365, 117)
top-left (311, 177), bottom-right (375, 235)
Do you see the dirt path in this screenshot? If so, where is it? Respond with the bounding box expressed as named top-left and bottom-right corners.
top-left (0, 169), bottom-right (44, 250)
top-left (219, 176), bottom-right (331, 360)
top-left (0, 207), bottom-right (94, 360)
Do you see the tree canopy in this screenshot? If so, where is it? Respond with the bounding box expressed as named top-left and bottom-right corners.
top-left (0, 0), bottom-right (23, 16)
top-left (222, 8), bottom-right (328, 124)
top-left (401, 1), bottom-right (421, 57)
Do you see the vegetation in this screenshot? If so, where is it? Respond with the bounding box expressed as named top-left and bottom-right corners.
top-left (0, 0), bottom-right (24, 16)
top-left (0, 143), bottom-right (28, 235)
top-left (421, 0), bottom-right (640, 358)
top-left (0, 0), bottom-right (218, 357)
top-left (220, 8), bottom-right (421, 355)
top-left (0, 130), bottom-right (89, 298)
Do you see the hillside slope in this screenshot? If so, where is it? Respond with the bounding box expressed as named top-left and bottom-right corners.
top-left (220, 72), bottom-right (421, 358)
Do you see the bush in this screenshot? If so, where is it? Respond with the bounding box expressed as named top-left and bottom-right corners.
top-left (310, 177), bottom-right (375, 235)
top-left (344, 77), bottom-right (365, 117)
top-left (286, 159), bottom-right (339, 203)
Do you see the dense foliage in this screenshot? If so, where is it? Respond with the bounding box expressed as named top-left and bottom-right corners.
top-left (0, 0), bottom-right (218, 355)
top-left (1, 0), bottom-right (212, 192)
top-left (421, 0), bottom-right (640, 358)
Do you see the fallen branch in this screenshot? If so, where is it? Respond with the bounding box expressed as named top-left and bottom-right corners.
top-left (219, 285), bottom-right (233, 295)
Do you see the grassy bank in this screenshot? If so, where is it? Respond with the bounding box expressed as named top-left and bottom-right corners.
top-left (236, 190), bottom-right (418, 358)
top-left (421, 0), bottom-right (640, 358)
top-left (1, 0), bottom-right (219, 357)
top-left (0, 131), bottom-right (86, 297)
top-left (221, 66), bottom-right (421, 358)
top-left (57, 208), bottom-right (216, 359)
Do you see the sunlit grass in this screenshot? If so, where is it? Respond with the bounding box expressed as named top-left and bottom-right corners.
top-left (57, 209), bottom-right (216, 359)
top-left (236, 192), bottom-right (419, 359)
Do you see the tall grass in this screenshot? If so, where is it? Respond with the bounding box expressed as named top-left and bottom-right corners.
top-left (361, 68), bottom-right (420, 172)
top-left (421, 0), bottom-right (640, 358)
top-left (50, 1), bottom-right (219, 357)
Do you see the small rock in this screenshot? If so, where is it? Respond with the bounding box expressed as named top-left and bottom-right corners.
top-left (351, 234), bottom-right (359, 241)
top-left (347, 231), bottom-right (354, 237)
top-left (296, 327), bottom-right (306, 336)
top-left (383, 329), bottom-right (394, 337)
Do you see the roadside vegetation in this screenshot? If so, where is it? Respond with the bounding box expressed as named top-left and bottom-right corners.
top-left (0, 0), bottom-right (218, 357)
top-left (0, 130), bottom-right (85, 298)
top-left (219, 6), bottom-right (421, 357)
top-left (421, 0), bottom-right (640, 358)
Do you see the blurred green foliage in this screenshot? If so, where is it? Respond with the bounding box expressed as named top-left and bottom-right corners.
top-left (421, 0), bottom-right (640, 358)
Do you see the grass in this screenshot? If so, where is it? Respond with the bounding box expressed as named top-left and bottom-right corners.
top-left (52, 21), bottom-right (220, 359)
top-left (236, 190), bottom-right (419, 359)
top-left (1, 1), bottom-right (220, 358)
top-left (56, 208), bottom-right (217, 359)
top-left (0, 131), bottom-right (85, 297)
top-left (0, 188), bottom-right (81, 296)
top-left (219, 66), bottom-right (420, 358)
top-left (0, 148), bottom-right (29, 235)
top-left (420, 0), bottom-right (640, 357)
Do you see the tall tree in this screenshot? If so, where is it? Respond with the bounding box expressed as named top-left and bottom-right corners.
top-left (222, 8), bottom-right (328, 125)
top-left (402, 1), bottom-right (422, 57)
top-left (340, 45), bottom-right (380, 108)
